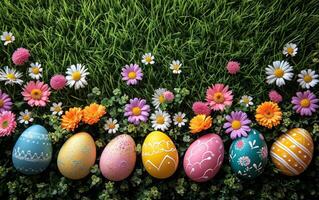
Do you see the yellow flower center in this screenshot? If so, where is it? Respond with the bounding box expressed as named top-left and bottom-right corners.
top-left (108, 123), bottom-right (116, 129)
top-left (274, 68), bottom-right (284, 78)
top-left (156, 116), bottom-right (165, 124)
top-left (32, 67), bottom-right (40, 74)
top-left (172, 64), bottom-right (180, 70)
top-left (132, 107), bottom-right (141, 116)
top-left (176, 116), bottom-right (183, 123)
top-left (242, 97), bottom-right (250, 104)
top-left (31, 89), bottom-right (42, 100)
top-left (23, 114), bottom-right (30, 121)
top-left (145, 56), bottom-right (152, 63)
top-left (72, 71), bottom-right (81, 81)
top-left (303, 75), bottom-right (312, 83)
top-left (213, 92), bottom-right (225, 103)
top-left (287, 47), bottom-right (294, 55)
top-left (159, 95), bottom-right (165, 104)
top-left (2, 120), bottom-right (9, 128)
top-left (5, 35), bottom-right (11, 41)
top-left (231, 120), bottom-right (241, 130)
top-left (54, 106), bottom-right (61, 112)
top-left (300, 99), bottom-right (310, 108)
top-left (128, 72), bottom-right (137, 79)
top-left (6, 73), bottom-right (16, 80)
top-left (0, 99), bottom-right (4, 108)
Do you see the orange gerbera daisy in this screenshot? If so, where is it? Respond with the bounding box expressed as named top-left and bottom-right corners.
top-left (82, 103), bottom-right (106, 125)
top-left (189, 114), bottom-right (212, 134)
top-left (255, 101), bottom-right (282, 129)
top-left (61, 107), bottom-right (83, 131)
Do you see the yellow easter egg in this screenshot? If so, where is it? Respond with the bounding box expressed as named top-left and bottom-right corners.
top-left (270, 128), bottom-right (314, 176)
top-left (142, 131), bottom-right (179, 179)
top-left (57, 132), bottom-right (96, 180)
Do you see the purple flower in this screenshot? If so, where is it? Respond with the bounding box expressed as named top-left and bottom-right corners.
top-left (121, 64), bottom-right (143, 85)
top-left (223, 111), bottom-right (251, 140)
top-left (291, 90), bottom-right (319, 116)
top-left (124, 98), bottom-right (150, 125)
top-left (0, 90), bottom-right (13, 112)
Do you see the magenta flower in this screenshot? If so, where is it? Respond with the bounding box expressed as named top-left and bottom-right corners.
top-left (226, 61), bottom-right (240, 75)
top-left (50, 74), bottom-right (67, 90)
top-left (124, 98), bottom-right (150, 125)
top-left (12, 48), bottom-right (30, 65)
top-left (163, 91), bottom-right (174, 102)
top-left (121, 64), bottom-right (143, 85)
top-left (0, 111), bottom-right (16, 137)
top-left (223, 111), bottom-right (251, 139)
top-left (0, 90), bottom-right (12, 112)
top-left (291, 90), bottom-right (319, 116)
top-left (269, 90), bottom-right (283, 103)
top-left (192, 101), bottom-right (211, 116)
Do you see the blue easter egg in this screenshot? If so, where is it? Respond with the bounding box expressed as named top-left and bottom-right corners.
top-left (229, 129), bottom-right (268, 179)
top-left (12, 125), bottom-right (52, 175)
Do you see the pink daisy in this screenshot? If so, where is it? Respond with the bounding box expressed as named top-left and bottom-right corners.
top-left (226, 61), bottom-right (240, 75)
top-left (121, 64), bottom-right (143, 85)
top-left (291, 90), bottom-right (319, 116)
top-left (206, 83), bottom-right (233, 111)
top-left (268, 90), bottom-right (282, 103)
top-left (223, 111), bottom-right (251, 139)
top-left (192, 101), bottom-right (211, 115)
top-left (0, 90), bottom-right (13, 112)
top-left (21, 81), bottom-right (51, 107)
top-left (0, 111), bottom-right (17, 137)
top-left (12, 48), bottom-right (30, 65)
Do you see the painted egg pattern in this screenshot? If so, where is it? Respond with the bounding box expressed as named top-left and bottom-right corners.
top-left (99, 134), bottom-right (136, 181)
top-left (229, 129), bottom-right (268, 179)
top-left (12, 125), bottom-right (52, 175)
top-left (270, 128), bottom-right (314, 176)
top-left (142, 131), bottom-right (179, 179)
top-left (183, 134), bottom-right (224, 182)
top-left (57, 132), bottom-right (96, 180)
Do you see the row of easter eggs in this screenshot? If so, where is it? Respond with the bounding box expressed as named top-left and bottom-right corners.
top-left (12, 125), bottom-right (314, 181)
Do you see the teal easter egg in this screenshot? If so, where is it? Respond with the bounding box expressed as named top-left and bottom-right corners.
top-left (12, 125), bottom-right (52, 175)
top-left (229, 129), bottom-right (268, 179)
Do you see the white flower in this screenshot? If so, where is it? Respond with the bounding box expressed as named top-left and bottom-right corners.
top-left (239, 95), bottom-right (253, 107)
top-left (141, 53), bottom-right (155, 65)
top-left (66, 64), bottom-right (89, 90)
top-left (0, 66), bottom-right (23, 85)
top-left (297, 69), bottom-right (319, 89)
top-left (170, 60), bottom-right (182, 74)
top-left (266, 61), bottom-right (293, 87)
top-left (173, 112), bottom-right (187, 127)
top-left (151, 110), bottom-right (171, 131)
top-left (50, 102), bottom-right (63, 116)
top-left (104, 118), bottom-right (119, 134)
top-left (283, 43), bottom-right (298, 57)
top-left (1, 31), bottom-right (15, 45)
top-left (28, 62), bottom-right (43, 80)
top-left (152, 88), bottom-right (167, 108)
top-left (18, 110), bottom-right (34, 124)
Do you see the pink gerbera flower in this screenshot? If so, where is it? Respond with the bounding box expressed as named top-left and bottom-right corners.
top-left (0, 111), bottom-right (16, 137)
top-left (291, 90), bottom-right (319, 116)
top-left (121, 64), bottom-right (143, 85)
top-left (21, 81), bottom-right (51, 107)
top-left (124, 98), bottom-right (150, 125)
top-left (0, 90), bottom-right (13, 112)
top-left (223, 111), bottom-right (251, 139)
top-left (206, 83), bottom-right (233, 111)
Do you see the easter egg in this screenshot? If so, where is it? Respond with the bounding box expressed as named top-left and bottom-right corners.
top-left (12, 125), bottom-right (52, 175)
top-left (99, 134), bottom-right (136, 181)
top-left (229, 129), bottom-right (268, 179)
top-left (270, 128), bottom-right (314, 176)
top-left (57, 132), bottom-right (96, 180)
top-left (183, 133), bottom-right (224, 182)
top-left (142, 131), bottom-right (179, 179)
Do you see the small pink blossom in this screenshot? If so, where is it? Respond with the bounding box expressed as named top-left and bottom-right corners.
top-left (226, 61), bottom-right (240, 75)
top-left (163, 91), bottom-right (174, 102)
top-left (192, 101), bottom-right (211, 115)
top-left (12, 48), bottom-right (30, 65)
top-left (50, 74), bottom-right (67, 90)
top-left (269, 90), bottom-right (283, 103)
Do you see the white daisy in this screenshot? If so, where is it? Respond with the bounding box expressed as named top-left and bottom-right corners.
top-left (173, 112), bottom-right (187, 127)
top-left (1, 31), bottom-right (15, 45)
top-left (152, 88), bottom-right (167, 108)
top-left (265, 61), bottom-right (294, 87)
top-left (239, 95), bottom-right (253, 107)
top-left (50, 102), bottom-right (63, 116)
top-left (141, 53), bottom-right (155, 65)
top-left (65, 64), bottom-right (89, 90)
top-left (18, 110), bottom-right (34, 124)
top-left (104, 118), bottom-right (119, 134)
top-left (170, 60), bottom-right (182, 74)
top-left (28, 62), bottom-right (43, 80)
top-left (297, 69), bottom-right (319, 89)
top-left (0, 66), bottom-right (23, 85)
top-left (283, 43), bottom-right (298, 57)
top-left (151, 110), bottom-right (171, 131)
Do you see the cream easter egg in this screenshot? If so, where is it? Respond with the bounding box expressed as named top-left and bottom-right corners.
top-left (270, 128), bottom-right (314, 176)
top-left (142, 131), bottom-right (179, 179)
top-left (99, 134), bottom-right (136, 181)
top-left (183, 133), bottom-right (224, 182)
top-left (57, 132), bottom-right (96, 180)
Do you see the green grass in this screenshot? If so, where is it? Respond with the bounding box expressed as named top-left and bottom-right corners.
top-left (1, 0), bottom-right (319, 199)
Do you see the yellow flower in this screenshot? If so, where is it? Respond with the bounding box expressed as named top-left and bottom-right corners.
top-left (82, 103), bottom-right (106, 125)
top-left (189, 114), bottom-right (212, 134)
top-left (61, 107), bottom-right (83, 131)
top-left (255, 101), bottom-right (282, 129)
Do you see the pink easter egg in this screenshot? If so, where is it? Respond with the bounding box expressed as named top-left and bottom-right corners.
top-left (99, 134), bottom-right (136, 181)
top-left (183, 133), bottom-right (224, 182)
